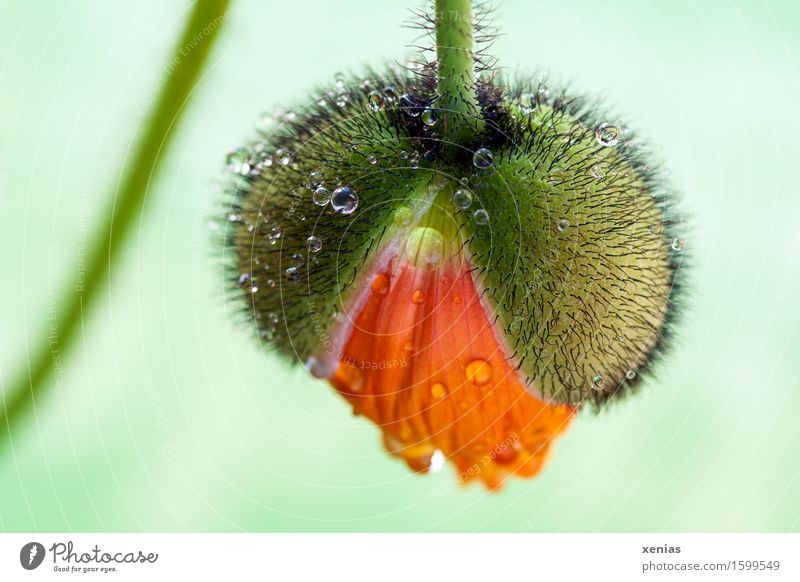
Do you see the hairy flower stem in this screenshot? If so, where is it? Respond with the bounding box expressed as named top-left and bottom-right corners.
top-left (0, 0), bottom-right (232, 453)
top-left (434, 0), bottom-right (483, 149)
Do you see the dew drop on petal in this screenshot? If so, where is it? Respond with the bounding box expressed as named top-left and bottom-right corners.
top-left (466, 359), bottom-right (492, 386)
top-left (591, 374), bottom-right (604, 390)
top-left (411, 289), bottom-right (425, 304)
top-left (429, 449), bottom-right (446, 473)
top-left (430, 382), bottom-right (448, 399)
top-left (371, 273), bottom-right (390, 296)
top-left (626, 369), bottom-right (637, 380)
top-left (671, 238), bottom-right (685, 252)
top-left (557, 219), bottom-right (570, 232)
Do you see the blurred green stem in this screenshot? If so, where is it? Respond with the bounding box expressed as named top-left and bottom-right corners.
top-left (0, 0), bottom-right (232, 452)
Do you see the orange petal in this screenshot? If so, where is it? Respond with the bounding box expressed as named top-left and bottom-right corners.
top-left (314, 241), bottom-right (575, 490)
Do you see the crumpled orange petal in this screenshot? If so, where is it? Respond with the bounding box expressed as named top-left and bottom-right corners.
top-left (317, 246), bottom-right (574, 490)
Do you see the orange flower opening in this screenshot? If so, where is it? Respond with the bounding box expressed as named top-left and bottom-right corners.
top-left (310, 202), bottom-right (575, 490)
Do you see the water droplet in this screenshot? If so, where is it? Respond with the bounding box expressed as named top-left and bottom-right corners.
top-left (312, 187), bottom-right (331, 206)
top-left (466, 359), bottom-right (492, 386)
top-left (648, 225), bottom-right (659, 235)
top-left (266, 279), bottom-right (276, 287)
top-left (421, 108), bottom-right (437, 126)
top-left (285, 265), bottom-right (301, 283)
top-left (383, 85), bottom-right (398, 104)
top-left (334, 364), bottom-right (364, 393)
top-left (238, 273), bottom-right (251, 286)
top-left (250, 286), bottom-right (259, 294)
top-left (282, 111), bottom-right (296, 123)
top-left (411, 289), bottom-right (425, 304)
top-left (368, 155), bottom-right (378, 165)
top-left (595, 123), bottom-right (620, 147)
top-left (333, 72), bottom-right (346, 89)
top-left (473, 208), bottom-right (490, 225)
top-left (367, 91), bottom-right (384, 112)
top-left (452, 189), bottom-right (472, 210)
top-left (453, 295), bottom-right (462, 305)
top-left (592, 163), bottom-right (605, 180)
top-left (625, 369), bottom-right (637, 380)
top-left (538, 85), bottom-right (551, 101)
top-left (393, 207), bottom-right (413, 227)
top-left (226, 148), bottom-right (250, 174)
top-left (671, 238), bottom-right (685, 252)
top-left (274, 148), bottom-right (292, 166)
top-left (371, 273), bottom-right (390, 295)
top-left (403, 340), bottom-right (414, 352)
top-left (557, 219), bottom-right (570, 232)
top-left (331, 186), bottom-right (358, 214)
top-left (308, 171), bottom-right (324, 188)
top-left (406, 227), bottom-right (444, 268)
top-left (591, 374), bottom-right (604, 390)
top-left (548, 167), bottom-right (567, 183)
top-left (473, 147), bottom-right (494, 169)
top-left (429, 449), bottom-right (445, 473)
top-left (257, 113), bottom-right (275, 131)
top-left (399, 93), bottom-right (421, 116)
top-left (431, 382), bottom-right (448, 399)
top-left (519, 92), bottom-right (536, 113)
top-left (335, 94), bottom-right (348, 108)
top-left (306, 235), bottom-right (322, 253)
top-left (268, 226), bottom-right (282, 245)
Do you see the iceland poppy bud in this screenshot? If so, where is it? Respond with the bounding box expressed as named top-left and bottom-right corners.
top-left (221, 0), bottom-right (683, 489)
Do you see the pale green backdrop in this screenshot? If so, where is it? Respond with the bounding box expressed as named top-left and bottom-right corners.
top-left (1, 0), bottom-right (798, 531)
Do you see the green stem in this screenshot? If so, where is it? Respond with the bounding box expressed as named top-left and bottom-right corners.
top-left (434, 0), bottom-right (483, 146)
top-left (0, 0), bottom-right (232, 452)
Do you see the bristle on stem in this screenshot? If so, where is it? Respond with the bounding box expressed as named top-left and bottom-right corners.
top-left (434, 0), bottom-right (484, 147)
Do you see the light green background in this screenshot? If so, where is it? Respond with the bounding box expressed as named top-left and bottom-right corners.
top-left (1, 0), bottom-right (798, 531)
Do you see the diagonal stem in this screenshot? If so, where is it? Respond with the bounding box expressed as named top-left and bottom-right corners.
top-left (0, 0), bottom-right (233, 453)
